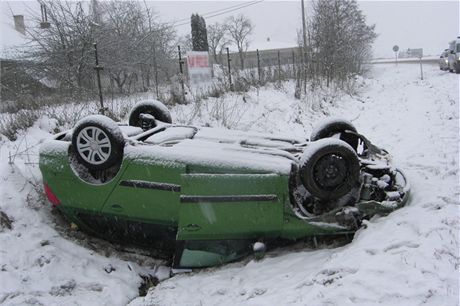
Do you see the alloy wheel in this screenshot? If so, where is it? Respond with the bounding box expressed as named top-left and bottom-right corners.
top-left (76, 126), bottom-right (112, 165)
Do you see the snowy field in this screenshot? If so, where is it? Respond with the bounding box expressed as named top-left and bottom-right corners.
top-left (0, 63), bottom-right (458, 306)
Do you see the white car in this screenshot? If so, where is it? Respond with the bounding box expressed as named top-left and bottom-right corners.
top-left (448, 38), bottom-right (460, 73)
top-left (439, 49), bottom-right (450, 71)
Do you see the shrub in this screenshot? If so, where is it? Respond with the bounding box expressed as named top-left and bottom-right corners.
top-left (0, 110), bottom-right (41, 140)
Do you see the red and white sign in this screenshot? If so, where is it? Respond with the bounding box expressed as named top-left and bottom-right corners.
top-left (187, 51), bottom-right (212, 85)
top-left (187, 54), bottom-right (209, 68)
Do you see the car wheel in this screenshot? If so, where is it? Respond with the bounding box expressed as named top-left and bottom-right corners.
top-left (300, 138), bottom-right (360, 200)
top-left (129, 100), bottom-right (172, 128)
top-left (310, 118), bottom-right (358, 149)
top-left (72, 115), bottom-right (125, 170)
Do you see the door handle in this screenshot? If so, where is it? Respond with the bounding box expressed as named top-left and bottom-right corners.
top-left (110, 204), bottom-right (123, 212)
top-left (183, 223), bottom-right (201, 232)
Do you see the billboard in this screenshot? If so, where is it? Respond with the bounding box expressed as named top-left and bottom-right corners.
top-left (399, 48), bottom-right (423, 59)
top-left (407, 48), bottom-right (423, 58)
top-left (187, 51), bottom-right (212, 86)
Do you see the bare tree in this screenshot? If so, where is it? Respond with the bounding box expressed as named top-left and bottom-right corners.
top-left (207, 22), bottom-right (229, 65)
top-left (27, 1), bottom-right (95, 90)
top-left (27, 0), bottom-right (176, 94)
top-left (97, 1), bottom-right (177, 93)
top-left (225, 14), bottom-right (253, 69)
top-left (310, 0), bottom-right (376, 87)
top-left (97, 1), bottom-right (142, 93)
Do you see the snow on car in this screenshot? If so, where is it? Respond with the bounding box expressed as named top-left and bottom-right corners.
top-left (39, 100), bottom-right (409, 268)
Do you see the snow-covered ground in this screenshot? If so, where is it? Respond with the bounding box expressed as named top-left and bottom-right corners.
top-left (0, 63), bottom-right (458, 306)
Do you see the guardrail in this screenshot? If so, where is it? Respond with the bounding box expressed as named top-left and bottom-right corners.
top-left (370, 57), bottom-right (438, 65)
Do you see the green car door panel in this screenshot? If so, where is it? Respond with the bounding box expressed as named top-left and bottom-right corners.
top-left (101, 159), bottom-right (185, 225)
top-left (177, 173), bottom-right (286, 240)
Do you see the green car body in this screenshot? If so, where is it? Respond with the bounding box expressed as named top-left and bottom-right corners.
top-left (39, 121), bottom-right (409, 268)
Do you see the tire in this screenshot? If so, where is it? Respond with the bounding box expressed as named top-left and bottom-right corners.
top-left (129, 100), bottom-right (172, 128)
top-left (72, 115), bottom-right (125, 170)
top-left (310, 118), bottom-right (358, 149)
top-left (300, 138), bottom-right (360, 200)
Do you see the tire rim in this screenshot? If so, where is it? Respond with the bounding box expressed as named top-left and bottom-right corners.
top-left (76, 126), bottom-right (111, 165)
top-left (313, 153), bottom-right (348, 189)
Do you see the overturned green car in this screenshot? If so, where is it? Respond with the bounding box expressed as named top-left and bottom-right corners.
top-left (39, 100), bottom-right (409, 268)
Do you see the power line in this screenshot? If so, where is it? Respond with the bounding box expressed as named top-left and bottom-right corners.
top-left (172, 0), bottom-right (264, 28)
top-left (20, 0), bottom-right (264, 53)
top-left (136, 0), bottom-right (263, 45)
top-left (205, 0), bottom-right (263, 19)
top-left (171, 0), bottom-right (262, 25)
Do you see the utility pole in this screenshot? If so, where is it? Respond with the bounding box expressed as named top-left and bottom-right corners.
top-left (226, 47), bottom-right (233, 91)
top-left (93, 43), bottom-right (105, 114)
top-left (301, 0), bottom-right (308, 94)
top-left (91, 0), bottom-right (101, 24)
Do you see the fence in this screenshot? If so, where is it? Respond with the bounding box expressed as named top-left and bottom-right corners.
top-left (1, 43), bottom-right (306, 111)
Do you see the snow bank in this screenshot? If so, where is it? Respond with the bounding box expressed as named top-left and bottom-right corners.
top-left (1, 63), bottom-right (458, 306)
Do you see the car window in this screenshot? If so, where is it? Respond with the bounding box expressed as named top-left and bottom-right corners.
top-left (178, 240), bottom-right (252, 268)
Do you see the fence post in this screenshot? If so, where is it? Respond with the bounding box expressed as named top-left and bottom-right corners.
top-left (277, 50), bottom-right (281, 83)
top-left (93, 43), bottom-right (105, 115)
top-left (178, 45), bottom-right (185, 102)
top-left (303, 49), bottom-right (307, 94)
top-left (291, 50), bottom-right (295, 79)
top-left (226, 47), bottom-right (233, 91)
top-left (419, 57), bottom-right (424, 80)
top-left (257, 49), bottom-right (261, 83)
top-left (152, 42), bottom-right (159, 98)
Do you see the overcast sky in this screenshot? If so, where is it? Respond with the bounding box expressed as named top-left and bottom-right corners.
top-left (1, 0), bottom-right (459, 58)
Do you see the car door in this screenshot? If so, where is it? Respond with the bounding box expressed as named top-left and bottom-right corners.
top-left (176, 173), bottom-right (286, 241)
top-left (101, 159), bottom-right (185, 229)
